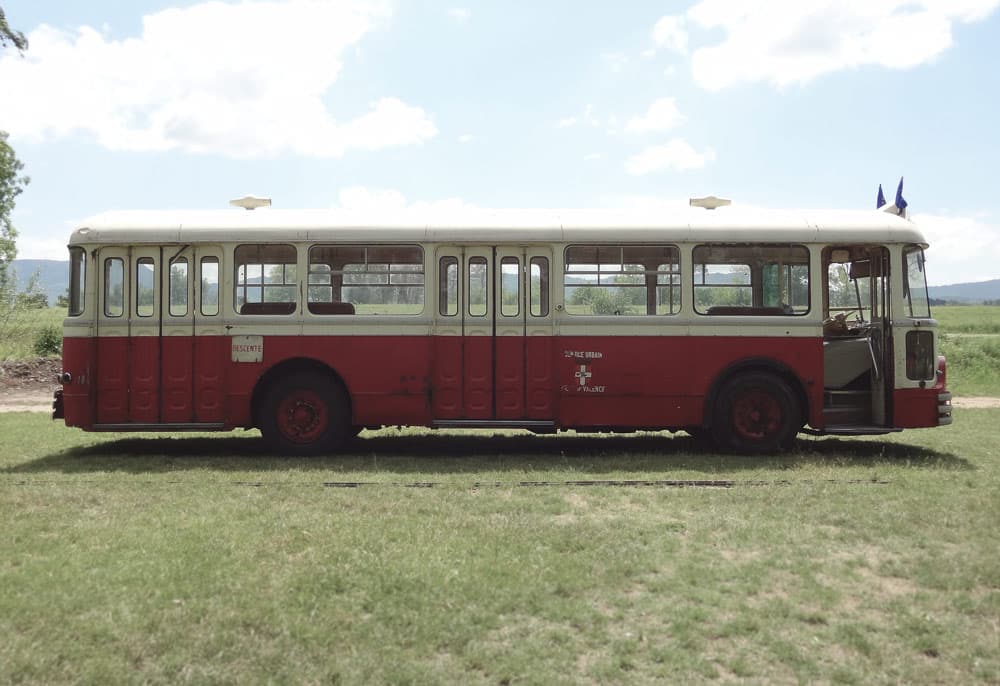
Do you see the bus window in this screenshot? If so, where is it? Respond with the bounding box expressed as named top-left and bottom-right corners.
top-left (468, 257), bottom-right (487, 316)
top-left (500, 256), bottom-right (519, 317)
top-left (564, 245), bottom-right (679, 316)
top-left (136, 257), bottom-right (155, 317)
top-left (104, 258), bottom-right (124, 317)
top-left (236, 244), bottom-right (297, 315)
top-left (201, 257), bottom-right (219, 316)
top-left (68, 247), bottom-right (86, 316)
top-left (439, 256), bottom-right (458, 316)
top-left (308, 245), bottom-right (423, 315)
top-left (170, 258), bottom-right (189, 317)
top-left (530, 256), bottom-right (549, 317)
top-left (904, 246), bottom-right (931, 318)
top-left (694, 244), bottom-right (809, 315)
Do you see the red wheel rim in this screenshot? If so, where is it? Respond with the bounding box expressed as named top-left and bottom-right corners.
top-left (276, 390), bottom-right (329, 444)
top-left (731, 390), bottom-right (782, 442)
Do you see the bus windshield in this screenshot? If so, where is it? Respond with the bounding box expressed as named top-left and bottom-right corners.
top-left (904, 246), bottom-right (931, 318)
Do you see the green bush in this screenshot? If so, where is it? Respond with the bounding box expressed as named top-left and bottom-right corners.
top-left (32, 325), bottom-right (62, 357)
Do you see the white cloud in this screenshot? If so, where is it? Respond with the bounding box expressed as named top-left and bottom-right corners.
top-left (625, 98), bottom-right (685, 134)
top-left (10, 236), bottom-right (71, 261)
top-left (336, 187), bottom-right (477, 213)
top-left (337, 187), bottom-right (408, 211)
top-left (601, 52), bottom-right (629, 73)
top-left (912, 212), bottom-right (1000, 286)
top-left (652, 15), bottom-right (688, 54)
top-left (683, 0), bottom-right (1000, 90)
top-left (0, 1), bottom-right (438, 158)
top-left (556, 104), bottom-right (601, 129)
top-left (458, 134), bottom-right (475, 143)
top-left (447, 7), bottom-right (471, 23)
top-left (625, 140), bottom-right (716, 175)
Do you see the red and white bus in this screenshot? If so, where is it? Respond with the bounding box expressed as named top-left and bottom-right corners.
top-left (53, 201), bottom-right (952, 454)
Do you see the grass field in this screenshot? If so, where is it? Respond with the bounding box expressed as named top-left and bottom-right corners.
top-left (0, 306), bottom-right (65, 360)
top-left (1, 412), bottom-right (998, 683)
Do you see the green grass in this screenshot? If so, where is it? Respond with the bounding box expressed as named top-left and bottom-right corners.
top-left (1, 414), bottom-right (998, 683)
top-left (0, 306), bottom-right (66, 360)
top-left (933, 304), bottom-right (1000, 334)
top-left (932, 306), bottom-right (1000, 396)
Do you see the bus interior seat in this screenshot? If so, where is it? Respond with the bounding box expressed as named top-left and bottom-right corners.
top-left (239, 302), bottom-right (297, 315)
top-left (706, 306), bottom-right (787, 316)
top-left (307, 302), bottom-right (356, 315)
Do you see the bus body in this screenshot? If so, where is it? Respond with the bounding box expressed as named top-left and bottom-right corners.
top-left (53, 206), bottom-right (952, 454)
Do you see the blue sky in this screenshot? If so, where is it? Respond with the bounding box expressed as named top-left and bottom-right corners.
top-left (2, 0), bottom-right (999, 285)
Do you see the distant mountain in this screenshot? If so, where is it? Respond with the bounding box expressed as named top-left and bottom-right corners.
top-left (928, 279), bottom-right (1000, 303)
top-left (9, 260), bottom-right (68, 306)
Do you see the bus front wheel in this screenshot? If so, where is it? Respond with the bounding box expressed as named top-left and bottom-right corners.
top-left (259, 373), bottom-right (350, 455)
top-left (712, 373), bottom-right (799, 454)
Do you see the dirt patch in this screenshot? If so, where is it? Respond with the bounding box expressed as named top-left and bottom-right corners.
top-left (0, 358), bottom-right (61, 412)
top-left (952, 396), bottom-right (1000, 408)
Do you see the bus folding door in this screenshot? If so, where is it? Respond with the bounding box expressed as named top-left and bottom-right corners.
top-left (431, 247), bottom-right (554, 422)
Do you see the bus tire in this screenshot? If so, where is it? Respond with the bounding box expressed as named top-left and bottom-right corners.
top-left (259, 372), bottom-right (350, 455)
top-left (711, 372), bottom-right (799, 454)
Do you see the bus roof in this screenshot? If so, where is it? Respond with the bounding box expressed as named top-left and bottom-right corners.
top-left (69, 207), bottom-right (928, 247)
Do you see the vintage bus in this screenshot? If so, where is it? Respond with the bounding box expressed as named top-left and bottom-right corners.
top-left (53, 201), bottom-right (952, 454)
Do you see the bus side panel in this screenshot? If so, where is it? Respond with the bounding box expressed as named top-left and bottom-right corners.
top-left (526, 336), bottom-right (555, 419)
top-left (555, 336), bottom-right (822, 429)
top-left (431, 336), bottom-right (463, 419)
top-left (128, 336), bottom-right (160, 423)
top-left (96, 336), bottom-right (129, 424)
top-left (161, 336), bottom-right (193, 423)
top-left (495, 336), bottom-right (525, 419)
top-left (194, 335), bottom-right (227, 423)
top-left (224, 335), bottom-right (432, 429)
top-left (892, 388), bottom-right (940, 428)
top-left (61, 336), bottom-right (94, 428)
top-left (334, 336), bottom-right (432, 426)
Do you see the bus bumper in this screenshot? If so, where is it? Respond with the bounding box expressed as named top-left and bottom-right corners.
top-left (938, 391), bottom-right (952, 426)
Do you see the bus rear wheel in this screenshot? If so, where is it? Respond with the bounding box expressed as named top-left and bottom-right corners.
top-left (259, 373), bottom-right (350, 455)
top-left (712, 373), bottom-right (799, 454)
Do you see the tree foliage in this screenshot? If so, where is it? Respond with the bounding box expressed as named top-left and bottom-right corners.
top-left (1, 131), bottom-right (29, 293)
top-left (0, 6), bottom-right (28, 53)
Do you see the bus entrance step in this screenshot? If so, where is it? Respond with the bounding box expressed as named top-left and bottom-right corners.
top-left (822, 407), bottom-right (870, 425)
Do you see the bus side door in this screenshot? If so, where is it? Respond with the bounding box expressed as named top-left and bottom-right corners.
top-left (431, 246), bottom-right (554, 421)
top-left (95, 247), bottom-right (130, 424)
top-left (432, 247), bottom-right (493, 419)
top-left (161, 246), bottom-right (226, 424)
top-left (495, 248), bottom-right (554, 420)
top-left (128, 247), bottom-right (162, 423)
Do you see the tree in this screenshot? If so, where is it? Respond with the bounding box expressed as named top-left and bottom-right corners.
top-left (0, 131), bottom-right (28, 295)
top-left (0, 6), bottom-right (28, 53)
top-left (1, 5), bottom-right (29, 293)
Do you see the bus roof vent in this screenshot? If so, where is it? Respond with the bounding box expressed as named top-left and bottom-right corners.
top-left (689, 195), bottom-right (731, 210)
top-left (229, 195), bottom-right (272, 211)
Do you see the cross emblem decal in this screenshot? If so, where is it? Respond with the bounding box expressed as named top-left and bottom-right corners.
top-left (575, 364), bottom-right (592, 386)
